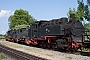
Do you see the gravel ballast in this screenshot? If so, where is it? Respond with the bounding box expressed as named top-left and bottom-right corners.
top-left (0, 40), bottom-right (90, 60)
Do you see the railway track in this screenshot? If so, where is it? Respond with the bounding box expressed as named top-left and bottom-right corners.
top-left (0, 43), bottom-right (48, 60)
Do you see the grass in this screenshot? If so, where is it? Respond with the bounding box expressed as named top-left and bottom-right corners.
top-left (24, 47), bottom-right (54, 56)
top-left (0, 53), bottom-right (6, 60)
top-left (78, 49), bottom-right (90, 52)
top-left (67, 56), bottom-right (72, 60)
top-left (44, 53), bottom-right (54, 56)
top-left (24, 47), bottom-right (32, 50)
top-left (1, 42), bottom-right (23, 48)
top-left (1, 41), bottom-right (35, 52)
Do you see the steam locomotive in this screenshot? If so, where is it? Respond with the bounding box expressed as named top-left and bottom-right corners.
top-left (6, 14), bottom-right (85, 51)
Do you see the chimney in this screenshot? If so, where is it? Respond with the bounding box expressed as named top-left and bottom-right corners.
top-left (70, 14), bottom-right (75, 20)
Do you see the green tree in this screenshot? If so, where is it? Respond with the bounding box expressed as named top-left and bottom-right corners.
top-left (8, 9), bottom-right (36, 30)
top-left (67, 0), bottom-right (90, 21)
top-left (67, 8), bottom-right (80, 20)
top-left (77, 0), bottom-right (85, 20)
top-left (87, 0), bottom-right (90, 6)
top-left (15, 24), bottom-right (30, 30)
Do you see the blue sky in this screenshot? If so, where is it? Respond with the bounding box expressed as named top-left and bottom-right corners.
top-left (0, 0), bottom-right (87, 35)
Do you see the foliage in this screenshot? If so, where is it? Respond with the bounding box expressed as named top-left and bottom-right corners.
top-left (84, 23), bottom-right (90, 34)
top-left (67, 0), bottom-right (90, 21)
top-left (84, 23), bottom-right (90, 30)
top-left (0, 34), bottom-right (5, 39)
top-left (8, 9), bottom-right (36, 30)
top-left (67, 8), bottom-right (80, 20)
top-left (15, 24), bottom-right (29, 30)
top-left (87, 0), bottom-right (90, 6)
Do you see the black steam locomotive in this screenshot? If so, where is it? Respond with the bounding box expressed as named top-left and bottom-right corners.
top-left (6, 14), bottom-right (85, 51)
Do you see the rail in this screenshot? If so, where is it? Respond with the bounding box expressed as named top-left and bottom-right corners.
top-left (0, 43), bottom-right (48, 60)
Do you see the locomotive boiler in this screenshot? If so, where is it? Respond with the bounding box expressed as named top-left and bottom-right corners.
top-left (6, 14), bottom-right (84, 51)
